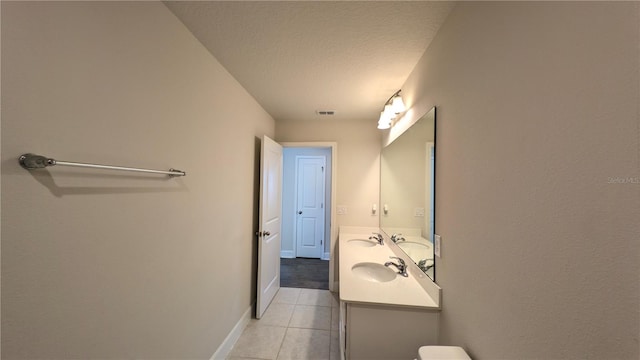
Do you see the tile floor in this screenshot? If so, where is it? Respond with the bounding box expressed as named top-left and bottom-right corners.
top-left (227, 287), bottom-right (340, 360)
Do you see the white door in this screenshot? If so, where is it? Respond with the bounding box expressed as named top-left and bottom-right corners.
top-left (257, 135), bottom-right (283, 319)
top-left (295, 156), bottom-right (326, 259)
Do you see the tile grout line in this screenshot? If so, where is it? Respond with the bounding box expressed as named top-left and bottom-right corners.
top-left (274, 287), bottom-right (299, 360)
top-left (293, 288), bottom-right (302, 304)
top-left (274, 327), bottom-right (289, 360)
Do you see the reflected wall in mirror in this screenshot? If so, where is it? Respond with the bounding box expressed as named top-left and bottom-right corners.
top-left (380, 107), bottom-right (436, 280)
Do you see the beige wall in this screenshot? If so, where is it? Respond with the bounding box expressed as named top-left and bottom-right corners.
top-left (1, 2), bottom-right (274, 358)
top-left (397, 2), bottom-right (639, 358)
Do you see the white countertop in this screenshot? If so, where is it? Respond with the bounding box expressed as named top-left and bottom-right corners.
top-left (338, 227), bottom-right (440, 309)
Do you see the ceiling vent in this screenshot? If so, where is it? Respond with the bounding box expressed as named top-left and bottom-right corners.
top-left (316, 110), bottom-right (335, 116)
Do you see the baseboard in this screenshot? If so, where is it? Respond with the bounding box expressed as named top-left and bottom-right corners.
top-left (280, 250), bottom-right (295, 258)
top-left (210, 305), bottom-right (252, 360)
top-left (322, 252), bottom-right (330, 260)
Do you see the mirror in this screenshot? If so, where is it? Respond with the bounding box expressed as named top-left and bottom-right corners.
top-left (380, 107), bottom-right (436, 280)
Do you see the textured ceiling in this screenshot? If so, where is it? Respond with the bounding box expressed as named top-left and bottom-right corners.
top-left (165, 1), bottom-right (455, 122)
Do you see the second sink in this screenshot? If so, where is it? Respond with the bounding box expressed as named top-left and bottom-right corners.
top-left (351, 262), bottom-right (397, 283)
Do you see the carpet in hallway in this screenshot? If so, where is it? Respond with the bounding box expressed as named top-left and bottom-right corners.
top-left (280, 257), bottom-right (329, 290)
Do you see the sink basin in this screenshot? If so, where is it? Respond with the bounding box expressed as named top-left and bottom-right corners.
top-left (351, 262), bottom-right (397, 283)
top-left (347, 239), bottom-right (377, 247)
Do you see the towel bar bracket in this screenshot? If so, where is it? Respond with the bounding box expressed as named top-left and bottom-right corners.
top-left (19, 153), bottom-right (51, 169)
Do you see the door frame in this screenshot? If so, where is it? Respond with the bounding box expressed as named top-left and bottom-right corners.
top-left (280, 142), bottom-right (337, 292)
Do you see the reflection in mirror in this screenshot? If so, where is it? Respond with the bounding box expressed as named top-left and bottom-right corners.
top-left (380, 107), bottom-right (436, 280)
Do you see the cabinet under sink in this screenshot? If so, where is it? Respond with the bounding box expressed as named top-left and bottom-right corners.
top-left (338, 226), bottom-right (442, 360)
top-left (340, 302), bottom-right (439, 360)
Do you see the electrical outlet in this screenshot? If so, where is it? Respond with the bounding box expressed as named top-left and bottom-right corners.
top-left (337, 206), bottom-right (347, 215)
top-left (434, 234), bottom-right (441, 257)
top-left (414, 207), bottom-right (425, 217)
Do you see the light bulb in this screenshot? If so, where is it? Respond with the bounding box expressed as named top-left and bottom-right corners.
top-left (378, 110), bottom-right (392, 129)
top-left (377, 121), bottom-right (391, 130)
top-left (391, 95), bottom-right (406, 114)
top-left (383, 104), bottom-right (396, 119)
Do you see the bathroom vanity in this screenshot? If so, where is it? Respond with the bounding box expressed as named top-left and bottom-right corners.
top-left (338, 227), bottom-right (441, 360)
top-left (336, 107), bottom-right (440, 359)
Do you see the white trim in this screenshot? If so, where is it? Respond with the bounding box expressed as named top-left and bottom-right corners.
top-left (210, 306), bottom-right (252, 360)
top-left (322, 252), bottom-right (331, 261)
top-left (280, 250), bottom-right (295, 258)
top-left (280, 142), bottom-right (337, 292)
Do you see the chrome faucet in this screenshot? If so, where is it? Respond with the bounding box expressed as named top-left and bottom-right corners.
top-left (391, 233), bottom-right (405, 243)
top-left (418, 259), bottom-right (434, 272)
top-left (384, 256), bottom-right (408, 277)
top-left (369, 232), bottom-right (383, 245)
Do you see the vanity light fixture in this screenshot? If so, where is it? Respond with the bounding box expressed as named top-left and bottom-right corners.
top-left (377, 90), bottom-right (406, 129)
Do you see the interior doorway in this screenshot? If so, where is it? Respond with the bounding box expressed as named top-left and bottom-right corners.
top-left (279, 144), bottom-right (336, 291)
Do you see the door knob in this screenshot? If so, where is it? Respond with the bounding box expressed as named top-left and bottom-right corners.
top-left (263, 231), bottom-right (271, 236)
top-left (298, 211), bottom-right (303, 214)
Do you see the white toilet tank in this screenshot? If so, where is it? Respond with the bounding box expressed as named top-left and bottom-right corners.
top-left (418, 346), bottom-right (471, 360)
